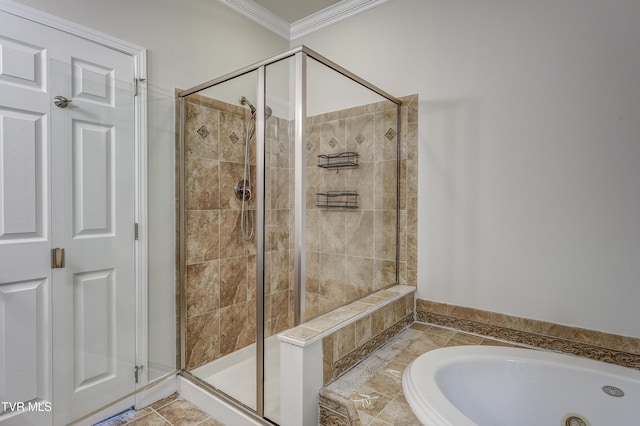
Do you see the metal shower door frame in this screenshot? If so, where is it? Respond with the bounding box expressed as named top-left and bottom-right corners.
top-left (177, 45), bottom-right (402, 420)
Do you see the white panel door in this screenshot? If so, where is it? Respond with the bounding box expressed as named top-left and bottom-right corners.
top-left (50, 40), bottom-right (137, 426)
top-left (0, 9), bottom-right (139, 426)
top-left (0, 14), bottom-right (53, 426)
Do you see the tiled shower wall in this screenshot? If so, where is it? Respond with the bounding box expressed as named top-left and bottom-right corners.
top-left (182, 94), bottom-right (293, 369)
top-left (180, 93), bottom-right (418, 368)
top-left (304, 95), bottom-right (418, 319)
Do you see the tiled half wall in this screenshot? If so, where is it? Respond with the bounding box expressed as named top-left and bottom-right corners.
top-left (417, 299), bottom-right (640, 370)
top-left (278, 286), bottom-right (416, 425)
top-left (323, 294), bottom-right (414, 384)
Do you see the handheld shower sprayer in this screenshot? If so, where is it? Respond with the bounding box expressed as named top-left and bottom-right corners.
top-left (239, 96), bottom-right (272, 119)
top-left (239, 96), bottom-right (256, 114)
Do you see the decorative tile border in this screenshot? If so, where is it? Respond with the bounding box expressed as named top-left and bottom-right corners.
top-left (321, 293), bottom-right (415, 382)
top-left (318, 388), bottom-right (359, 426)
top-left (417, 309), bottom-right (640, 370)
top-left (333, 314), bottom-right (413, 381)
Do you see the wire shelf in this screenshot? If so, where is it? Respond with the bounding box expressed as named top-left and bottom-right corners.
top-left (317, 151), bottom-right (359, 170)
top-left (316, 191), bottom-right (359, 209)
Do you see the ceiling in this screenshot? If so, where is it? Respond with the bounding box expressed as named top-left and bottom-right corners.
top-left (252, 0), bottom-right (342, 23)
top-left (219, 0), bottom-right (390, 40)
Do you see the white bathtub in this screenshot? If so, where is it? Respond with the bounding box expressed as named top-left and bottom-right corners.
top-left (403, 345), bottom-right (640, 426)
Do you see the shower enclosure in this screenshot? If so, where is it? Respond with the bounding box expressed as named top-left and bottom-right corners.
top-left (178, 45), bottom-right (401, 424)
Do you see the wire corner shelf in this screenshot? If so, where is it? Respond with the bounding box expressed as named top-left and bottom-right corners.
top-left (317, 151), bottom-right (359, 171)
top-left (316, 191), bottom-right (359, 209)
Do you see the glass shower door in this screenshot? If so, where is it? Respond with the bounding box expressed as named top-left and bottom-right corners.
top-left (263, 55), bottom-right (297, 423)
top-left (181, 70), bottom-right (260, 411)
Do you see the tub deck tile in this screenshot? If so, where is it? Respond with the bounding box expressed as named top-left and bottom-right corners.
top-left (320, 323), bottom-right (526, 425)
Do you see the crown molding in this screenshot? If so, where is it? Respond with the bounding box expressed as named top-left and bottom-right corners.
top-left (218, 0), bottom-right (290, 39)
top-left (290, 0), bottom-right (390, 40)
top-left (218, 0), bottom-right (390, 41)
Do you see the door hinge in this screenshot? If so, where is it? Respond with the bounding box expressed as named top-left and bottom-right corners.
top-left (134, 365), bottom-right (144, 384)
top-left (134, 77), bottom-right (146, 97)
top-left (134, 223), bottom-right (139, 240)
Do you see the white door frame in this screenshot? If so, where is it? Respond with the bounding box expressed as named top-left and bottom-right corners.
top-left (0, 0), bottom-right (150, 412)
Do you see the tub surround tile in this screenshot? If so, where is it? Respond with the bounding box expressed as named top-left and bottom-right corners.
top-left (329, 314), bottom-right (413, 383)
top-left (375, 394), bottom-right (419, 426)
top-left (364, 369), bottom-right (402, 399)
top-left (416, 299), bottom-right (640, 370)
top-left (349, 388), bottom-right (391, 418)
top-left (355, 316), bottom-right (372, 348)
top-left (319, 389), bottom-right (358, 426)
top-left (319, 321), bottom-right (536, 426)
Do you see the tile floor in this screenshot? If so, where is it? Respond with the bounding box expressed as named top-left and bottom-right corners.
top-left (94, 394), bottom-right (224, 426)
top-left (324, 322), bottom-right (519, 425)
top-left (97, 322), bottom-right (519, 426)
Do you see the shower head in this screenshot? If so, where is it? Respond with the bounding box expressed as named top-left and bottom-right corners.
top-left (239, 96), bottom-right (272, 119)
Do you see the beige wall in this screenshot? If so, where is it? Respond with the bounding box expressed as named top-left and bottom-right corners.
top-left (11, 0), bottom-right (289, 372)
top-left (296, 0), bottom-right (640, 338)
top-left (12, 0), bottom-right (288, 90)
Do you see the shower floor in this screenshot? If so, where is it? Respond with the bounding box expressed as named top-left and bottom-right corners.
top-left (192, 334), bottom-right (281, 423)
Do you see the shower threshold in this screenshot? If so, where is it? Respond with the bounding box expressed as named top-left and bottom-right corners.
top-left (191, 334), bottom-right (280, 423)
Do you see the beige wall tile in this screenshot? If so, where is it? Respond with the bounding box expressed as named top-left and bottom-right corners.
top-left (355, 316), bottom-right (372, 348)
top-left (185, 261), bottom-right (219, 318)
top-left (219, 111), bottom-right (247, 163)
top-left (185, 158), bottom-right (219, 210)
top-left (335, 323), bottom-right (356, 359)
top-left (219, 210), bottom-right (245, 259)
top-left (219, 257), bottom-right (247, 308)
top-left (218, 161), bottom-right (244, 210)
top-left (219, 302), bottom-right (254, 356)
top-left (345, 113), bottom-right (375, 162)
top-left (185, 101), bottom-right (219, 160)
top-left (186, 311), bottom-right (220, 369)
top-left (320, 210), bottom-right (346, 254)
top-left (186, 210), bottom-right (219, 264)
